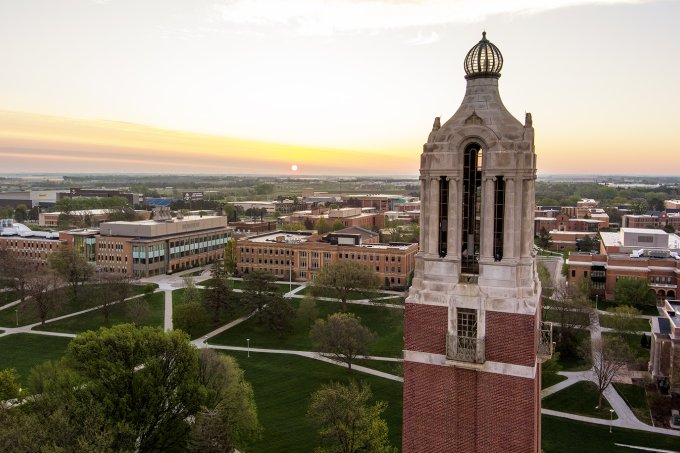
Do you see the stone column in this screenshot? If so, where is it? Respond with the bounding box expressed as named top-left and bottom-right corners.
top-left (503, 177), bottom-right (515, 259)
top-left (447, 177), bottom-right (458, 258)
top-left (419, 177), bottom-right (427, 248)
top-left (480, 177), bottom-right (495, 259)
top-left (521, 178), bottom-right (533, 257)
top-left (428, 176), bottom-right (440, 256)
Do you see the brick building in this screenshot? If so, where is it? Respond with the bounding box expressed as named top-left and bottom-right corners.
top-left (650, 299), bottom-right (680, 395)
top-left (403, 33), bottom-right (548, 452)
top-left (622, 213), bottom-right (680, 230)
top-left (0, 220), bottom-right (64, 267)
top-left (228, 220), bottom-right (277, 234)
top-left (567, 228), bottom-right (680, 301)
top-left (235, 228), bottom-right (416, 288)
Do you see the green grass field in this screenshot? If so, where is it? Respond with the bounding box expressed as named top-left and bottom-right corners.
top-left (557, 329), bottom-right (592, 371)
top-left (543, 381), bottom-right (615, 419)
top-left (209, 298), bottom-right (404, 357)
top-left (221, 351), bottom-right (403, 452)
top-left (199, 278), bottom-right (300, 293)
top-left (172, 288), bottom-right (249, 339)
top-left (541, 415), bottom-right (680, 453)
top-left (299, 286), bottom-right (395, 300)
top-left (353, 358), bottom-right (404, 376)
top-left (599, 314), bottom-right (651, 332)
top-left (33, 292), bottom-right (165, 334)
top-left (602, 332), bottom-right (651, 367)
top-left (542, 373), bottom-right (568, 389)
top-left (0, 334), bottom-right (72, 385)
top-left (614, 383), bottom-right (652, 425)
top-left (596, 300), bottom-right (659, 316)
top-left (0, 290), bottom-right (18, 307)
top-left (0, 284), bottom-right (151, 327)
top-left (542, 308), bottom-right (591, 326)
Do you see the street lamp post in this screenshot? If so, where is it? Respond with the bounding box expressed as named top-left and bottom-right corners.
top-left (15, 308), bottom-right (18, 326)
top-left (595, 294), bottom-right (599, 311)
top-left (609, 409), bottom-right (614, 433)
top-left (247, 338), bottom-right (250, 358)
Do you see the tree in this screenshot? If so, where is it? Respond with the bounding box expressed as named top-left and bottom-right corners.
top-left (25, 270), bottom-right (64, 326)
top-left (605, 305), bottom-right (644, 333)
top-left (224, 238), bottom-right (237, 275)
top-left (313, 261), bottom-right (381, 311)
top-left (316, 218), bottom-right (331, 234)
top-left (48, 244), bottom-right (94, 299)
top-left (65, 324), bottom-right (204, 451)
top-left (331, 220), bottom-right (345, 231)
top-left (241, 270), bottom-right (279, 321)
top-left (0, 251), bottom-right (37, 303)
top-left (189, 350), bottom-right (261, 452)
top-left (261, 294), bottom-right (295, 337)
top-left (536, 227), bottom-right (552, 250)
top-left (308, 381), bottom-right (396, 453)
top-left (174, 301), bottom-right (210, 338)
top-left (14, 204), bottom-right (28, 223)
top-left (537, 261), bottom-right (553, 298)
top-left (546, 281), bottom-right (592, 360)
top-left (310, 313), bottom-right (376, 370)
top-left (614, 278), bottom-right (656, 306)
top-left (297, 294), bottom-right (319, 329)
top-left (204, 261), bottom-right (235, 322)
top-left (585, 336), bottom-right (633, 408)
top-left (0, 368), bottom-right (21, 401)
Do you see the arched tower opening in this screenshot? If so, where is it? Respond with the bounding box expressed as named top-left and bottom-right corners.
top-left (461, 143), bottom-right (482, 274)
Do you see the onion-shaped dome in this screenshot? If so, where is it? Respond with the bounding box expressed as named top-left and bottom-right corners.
top-left (464, 31), bottom-right (503, 79)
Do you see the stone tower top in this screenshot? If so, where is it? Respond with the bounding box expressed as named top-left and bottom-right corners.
top-left (464, 31), bottom-right (503, 80)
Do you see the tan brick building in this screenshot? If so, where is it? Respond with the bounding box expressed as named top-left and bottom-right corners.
top-left (567, 228), bottom-right (680, 301)
top-left (235, 228), bottom-right (417, 288)
top-left (650, 299), bottom-right (680, 395)
top-left (0, 220), bottom-right (64, 267)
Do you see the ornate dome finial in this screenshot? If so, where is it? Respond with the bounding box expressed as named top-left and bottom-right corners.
top-left (464, 31), bottom-right (503, 79)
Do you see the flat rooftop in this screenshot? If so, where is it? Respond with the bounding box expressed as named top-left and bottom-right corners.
top-left (99, 215), bottom-right (228, 238)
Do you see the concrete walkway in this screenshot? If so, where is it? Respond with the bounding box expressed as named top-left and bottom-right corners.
top-left (202, 344), bottom-right (403, 383)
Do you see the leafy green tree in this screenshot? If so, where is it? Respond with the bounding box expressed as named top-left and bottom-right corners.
top-left (48, 244), bottom-right (94, 299)
top-left (605, 305), bottom-right (643, 332)
top-left (308, 381), bottom-right (396, 453)
top-left (189, 350), bottom-right (261, 452)
top-left (204, 261), bottom-right (235, 322)
top-left (241, 270), bottom-right (279, 321)
top-left (297, 294), bottom-right (319, 329)
top-left (537, 261), bottom-right (553, 298)
top-left (536, 227), bottom-right (552, 250)
top-left (331, 220), bottom-right (345, 231)
top-left (174, 301), bottom-right (210, 338)
top-left (310, 313), bottom-right (376, 370)
top-left (316, 218), bottom-right (331, 234)
top-left (614, 278), bottom-right (656, 306)
top-left (13, 204), bottom-right (28, 223)
top-left (254, 183), bottom-right (274, 195)
top-left (65, 324), bottom-right (204, 451)
top-left (261, 295), bottom-right (295, 337)
top-left (224, 238), bottom-right (237, 275)
top-left (313, 261), bottom-right (381, 311)
top-left (0, 368), bottom-right (21, 400)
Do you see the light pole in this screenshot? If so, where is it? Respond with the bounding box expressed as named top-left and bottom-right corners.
top-left (609, 409), bottom-right (614, 433)
top-left (595, 294), bottom-right (599, 311)
top-left (247, 338), bottom-right (250, 358)
top-left (15, 308), bottom-right (18, 326)
top-left (289, 256), bottom-right (293, 294)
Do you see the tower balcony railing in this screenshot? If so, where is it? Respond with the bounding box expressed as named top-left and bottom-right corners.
top-left (537, 322), bottom-right (554, 363)
top-left (446, 333), bottom-right (485, 364)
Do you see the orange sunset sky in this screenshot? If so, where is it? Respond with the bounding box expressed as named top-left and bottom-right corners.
top-left (1, 0), bottom-right (679, 176)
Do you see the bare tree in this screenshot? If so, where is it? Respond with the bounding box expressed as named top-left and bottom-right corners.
top-left (587, 336), bottom-right (633, 408)
top-left (312, 261), bottom-right (381, 311)
top-left (25, 271), bottom-right (64, 326)
top-left (95, 272), bottom-right (132, 323)
top-left (48, 245), bottom-right (94, 300)
top-left (0, 250), bottom-right (38, 303)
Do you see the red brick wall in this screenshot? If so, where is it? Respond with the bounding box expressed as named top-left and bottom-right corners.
top-left (485, 311), bottom-right (536, 367)
top-left (404, 303), bottom-right (447, 355)
top-left (403, 361), bottom-right (539, 452)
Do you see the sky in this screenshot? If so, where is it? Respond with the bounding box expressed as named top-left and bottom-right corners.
top-left (0, 0), bottom-right (679, 176)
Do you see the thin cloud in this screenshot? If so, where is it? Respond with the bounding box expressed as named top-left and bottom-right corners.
top-left (407, 31), bottom-right (440, 45)
top-left (213, 0), bottom-right (649, 35)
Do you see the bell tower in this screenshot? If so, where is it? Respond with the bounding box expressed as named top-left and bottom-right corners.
top-left (402, 32), bottom-right (552, 453)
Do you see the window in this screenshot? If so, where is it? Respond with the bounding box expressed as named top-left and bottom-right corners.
top-left (438, 176), bottom-right (448, 257)
top-left (571, 270), bottom-right (575, 278)
top-left (461, 144), bottom-right (482, 274)
top-left (493, 176), bottom-right (505, 261)
top-left (457, 308), bottom-right (477, 339)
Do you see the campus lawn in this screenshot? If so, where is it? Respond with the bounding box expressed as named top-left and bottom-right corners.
top-left (172, 288), bottom-right (249, 339)
top-left (614, 383), bottom-right (653, 425)
top-left (0, 289), bottom-right (18, 307)
top-left (353, 358), bottom-right (404, 377)
top-left (32, 292), bottom-right (165, 334)
top-left (542, 308), bottom-right (591, 326)
top-left (299, 285), bottom-right (395, 300)
top-left (541, 415), bottom-right (680, 453)
top-left (542, 373), bottom-right (568, 389)
top-left (221, 351), bottom-right (403, 452)
top-left (599, 315), bottom-right (651, 332)
top-left (209, 299), bottom-right (404, 357)
top-left (0, 284), bottom-right (152, 327)
top-left (542, 381), bottom-right (615, 419)
top-left (0, 334), bottom-right (72, 385)
top-left (199, 278), bottom-right (300, 293)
